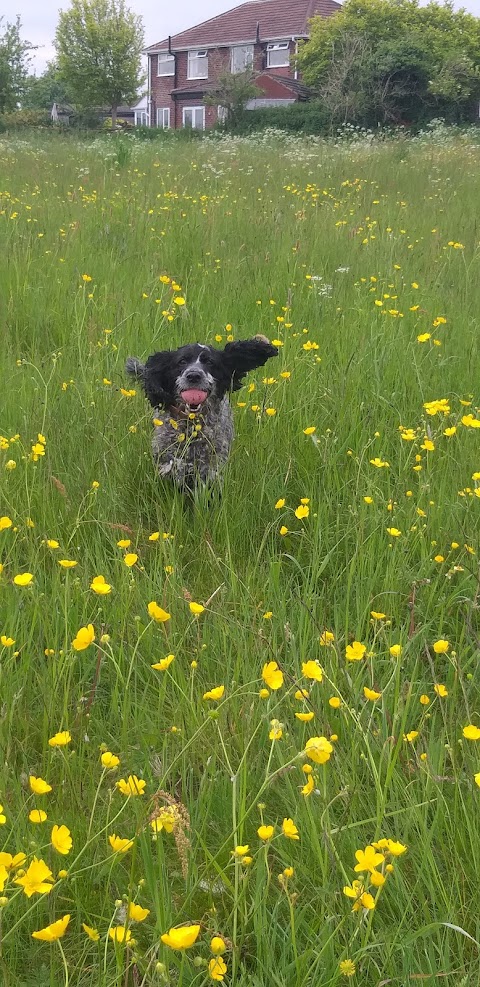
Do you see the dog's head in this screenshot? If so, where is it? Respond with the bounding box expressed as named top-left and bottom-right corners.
top-left (126, 336), bottom-right (278, 412)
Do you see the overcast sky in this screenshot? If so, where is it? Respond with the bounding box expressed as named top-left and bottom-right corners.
top-left (3, 0), bottom-right (480, 73)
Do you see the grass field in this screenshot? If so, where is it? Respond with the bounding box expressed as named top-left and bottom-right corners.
top-left (1, 125), bottom-right (480, 986)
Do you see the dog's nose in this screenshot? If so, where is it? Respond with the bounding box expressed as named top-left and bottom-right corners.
top-left (185, 369), bottom-right (204, 384)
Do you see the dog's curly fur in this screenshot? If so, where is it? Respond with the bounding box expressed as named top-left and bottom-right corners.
top-left (126, 336), bottom-right (277, 489)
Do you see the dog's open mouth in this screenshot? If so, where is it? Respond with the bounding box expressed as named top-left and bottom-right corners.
top-left (180, 388), bottom-right (209, 411)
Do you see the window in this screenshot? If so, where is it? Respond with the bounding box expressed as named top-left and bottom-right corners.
top-left (158, 52), bottom-right (175, 76)
top-left (156, 107), bottom-right (170, 128)
top-left (182, 106), bottom-right (205, 130)
top-left (188, 50), bottom-right (208, 79)
top-left (134, 110), bottom-right (149, 126)
top-left (231, 44), bottom-right (254, 74)
top-left (217, 105), bottom-right (228, 125)
top-left (266, 42), bottom-right (290, 68)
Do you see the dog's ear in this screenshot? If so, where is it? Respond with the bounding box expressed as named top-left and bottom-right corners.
top-left (126, 352), bottom-right (171, 408)
top-left (221, 336), bottom-right (278, 391)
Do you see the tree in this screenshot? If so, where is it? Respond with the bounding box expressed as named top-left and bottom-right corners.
top-left (23, 62), bottom-right (70, 110)
top-left (204, 68), bottom-right (258, 129)
top-left (54, 0), bottom-right (144, 128)
top-left (297, 0), bottom-right (480, 126)
top-left (0, 16), bottom-right (35, 113)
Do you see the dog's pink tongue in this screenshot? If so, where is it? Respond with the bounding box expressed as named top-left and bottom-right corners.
top-left (180, 389), bottom-right (208, 405)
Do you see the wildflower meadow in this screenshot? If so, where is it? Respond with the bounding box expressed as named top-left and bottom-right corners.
top-left (1, 125), bottom-right (480, 986)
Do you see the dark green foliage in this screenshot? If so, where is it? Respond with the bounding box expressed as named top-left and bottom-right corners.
top-left (0, 16), bottom-right (34, 113)
top-left (297, 0), bottom-right (480, 126)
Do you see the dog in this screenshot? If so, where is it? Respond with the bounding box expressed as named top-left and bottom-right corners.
top-left (126, 336), bottom-right (278, 489)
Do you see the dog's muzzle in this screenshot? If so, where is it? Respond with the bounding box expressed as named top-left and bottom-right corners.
top-left (177, 369), bottom-right (213, 411)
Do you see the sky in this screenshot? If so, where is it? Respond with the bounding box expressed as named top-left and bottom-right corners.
top-left (3, 0), bottom-right (480, 74)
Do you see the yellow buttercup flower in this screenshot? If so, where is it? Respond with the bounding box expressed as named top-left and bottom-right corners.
top-left (48, 730), bottom-right (72, 747)
top-left (302, 660), bottom-right (323, 682)
top-left (72, 624), bottom-right (95, 651)
top-left (208, 956), bottom-right (227, 981)
top-left (128, 902), bottom-right (150, 922)
top-left (262, 661), bottom-right (283, 690)
top-left (148, 601), bottom-right (171, 623)
top-left (282, 817), bottom-right (299, 840)
top-left (345, 641), bottom-right (366, 662)
top-left (90, 574), bottom-right (112, 595)
top-left (189, 602), bottom-right (205, 615)
top-left (116, 775), bottom-right (146, 796)
top-left (161, 924), bottom-right (200, 950)
top-left (51, 824), bottom-right (72, 855)
top-left (463, 724), bottom-right (480, 740)
top-left (14, 857), bottom-right (54, 896)
top-left (101, 751), bottom-right (120, 769)
top-left (123, 553), bottom-right (138, 567)
top-left (13, 572), bottom-right (34, 586)
top-left (258, 824), bottom-right (274, 840)
top-left (109, 834), bottom-right (134, 854)
top-left (29, 776), bottom-right (52, 795)
top-left (305, 736), bottom-right (333, 764)
top-left (151, 654), bottom-right (175, 671)
top-left (32, 914), bottom-right (70, 941)
top-left (364, 687), bottom-right (381, 701)
top-left (109, 926), bottom-right (134, 945)
top-left (203, 685), bottom-right (225, 701)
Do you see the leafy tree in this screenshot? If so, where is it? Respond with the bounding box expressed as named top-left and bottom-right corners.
top-left (54, 0), bottom-right (144, 127)
top-left (297, 0), bottom-right (480, 126)
top-left (23, 62), bottom-right (70, 110)
top-left (204, 67), bottom-right (258, 129)
top-left (0, 16), bottom-right (34, 113)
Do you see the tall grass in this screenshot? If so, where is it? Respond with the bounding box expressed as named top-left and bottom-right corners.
top-left (0, 128), bottom-right (479, 986)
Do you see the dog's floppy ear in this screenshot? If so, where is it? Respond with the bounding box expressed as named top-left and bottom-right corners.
top-left (221, 336), bottom-right (278, 391)
top-left (126, 352), bottom-right (171, 408)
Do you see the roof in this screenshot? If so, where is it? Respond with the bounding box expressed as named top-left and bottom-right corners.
top-left (170, 72), bottom-right (312, 99)
top-left (146, 0), bottom-right (340, 52)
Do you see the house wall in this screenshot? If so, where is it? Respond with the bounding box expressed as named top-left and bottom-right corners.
top-left (149, 39), bottom-right (298, 129)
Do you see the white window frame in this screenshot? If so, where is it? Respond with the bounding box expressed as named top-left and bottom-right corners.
top-left (157, 52), bottom-right (175, 76)
top-left (217, 105), bottom-right (228, 125)
top-left (182, 106), bottom-right (205, 130)
top-left (266, 42), bottom-right (290, 68)
top-left (156, 107), bottom-right (170, 129)
top-left (134, 110), bottom-right (149, 126)
top-left (231, 44), bottom-right (254, 74)
top-left (187, 49), bottom-right (208, 80)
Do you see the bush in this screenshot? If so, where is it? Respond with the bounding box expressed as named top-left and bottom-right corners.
top-left (222, 101), bottom-right (331, 135)
top-left (0, 108), bottom-right (51, 129)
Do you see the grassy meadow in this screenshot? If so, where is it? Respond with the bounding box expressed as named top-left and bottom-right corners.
top-left (1, 125), bottom-right (480, 986)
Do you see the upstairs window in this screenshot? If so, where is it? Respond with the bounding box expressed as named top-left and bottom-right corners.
top-left (231, 44), bottom-right (254, 74)
top-left (157, 52), bottom-right (175, 76)
top-left (187, 50), bottom-right (208, 79)
top-left (266, 42), bottom-right (290, 68)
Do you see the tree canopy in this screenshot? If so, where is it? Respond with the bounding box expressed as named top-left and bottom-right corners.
top-left (0, 16), bottom-right (34, 113)
top-left (55, 0), bottom-right (145, 126)
top-left (23, 62), bottom-right (70, 111)
top-left (297, 0), bottom-right (480, 125)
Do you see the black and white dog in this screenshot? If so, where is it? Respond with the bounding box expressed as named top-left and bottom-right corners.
top-left (126, 336), bottom-right (277, 489)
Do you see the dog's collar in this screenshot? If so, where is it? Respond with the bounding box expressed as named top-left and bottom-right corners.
top-left (167, 404), bottom-right (205, 423)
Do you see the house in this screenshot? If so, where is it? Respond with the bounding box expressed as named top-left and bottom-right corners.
top-left (145, 0), bottom-right (340, 130)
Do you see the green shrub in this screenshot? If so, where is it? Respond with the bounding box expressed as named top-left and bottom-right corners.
top-left (0, 108), bottom-right (51, 129)
top-left (223, 101), bottom-right (331, 135)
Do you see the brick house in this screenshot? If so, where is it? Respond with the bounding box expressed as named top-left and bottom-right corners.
top-left (145, 0), bottom-right (340, 130)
